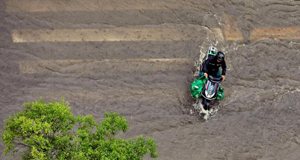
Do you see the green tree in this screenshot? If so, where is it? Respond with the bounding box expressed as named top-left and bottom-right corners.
top-left (1, 99), bottom-right (158, 160)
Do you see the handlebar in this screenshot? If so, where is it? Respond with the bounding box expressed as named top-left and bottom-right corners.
top-left (208, 75), bottom-right (223, 82)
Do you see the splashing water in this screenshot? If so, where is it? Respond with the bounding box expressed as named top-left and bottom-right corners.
top-left (192, 99), bottom-right (219, 121)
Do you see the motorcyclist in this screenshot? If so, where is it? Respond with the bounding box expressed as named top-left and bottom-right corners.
top-left (202, 51), bottom-right (227, 80)
top-left (199, 46), bottom-right (217, 77)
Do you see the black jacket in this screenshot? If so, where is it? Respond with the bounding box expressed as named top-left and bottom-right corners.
top-left (202, 56), bottom-right (227, 75)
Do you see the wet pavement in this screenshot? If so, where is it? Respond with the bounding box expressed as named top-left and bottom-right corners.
top-left (1, 0), bottom-right (300, 159)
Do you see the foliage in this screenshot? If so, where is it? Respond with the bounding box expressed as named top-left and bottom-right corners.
top-left (1, 99), bottom-right (158, 160)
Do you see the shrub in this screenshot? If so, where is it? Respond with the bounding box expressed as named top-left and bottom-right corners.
top-left (1, 99), bottom-right (158, 160)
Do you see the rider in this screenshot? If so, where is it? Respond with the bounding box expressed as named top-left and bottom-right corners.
top-left (202, 51), bottom-right (227, 80)
top-left (199, 46), bottom-right (217, 77)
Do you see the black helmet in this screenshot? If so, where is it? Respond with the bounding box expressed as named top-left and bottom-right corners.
top-left (217, 51), bottom-right (225, 61)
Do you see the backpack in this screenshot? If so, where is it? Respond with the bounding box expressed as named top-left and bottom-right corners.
top-left (203, 46), bottom-right (217, 61)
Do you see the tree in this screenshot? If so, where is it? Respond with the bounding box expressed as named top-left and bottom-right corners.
top-left (1, 99), bottom-right (158, 160)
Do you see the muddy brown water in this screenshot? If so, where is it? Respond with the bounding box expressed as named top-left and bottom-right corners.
top-left (1, 0), bottom-right (300, 159)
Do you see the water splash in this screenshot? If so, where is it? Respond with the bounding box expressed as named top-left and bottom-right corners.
top-left (193, 100), bottom-right (219, 121)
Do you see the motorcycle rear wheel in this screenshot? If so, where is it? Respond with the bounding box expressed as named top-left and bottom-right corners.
top-left (202, 98), bottom-right (210, 110)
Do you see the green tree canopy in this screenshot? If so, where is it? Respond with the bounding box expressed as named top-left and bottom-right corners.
top-left (1, 99), bottom-right (158, 160)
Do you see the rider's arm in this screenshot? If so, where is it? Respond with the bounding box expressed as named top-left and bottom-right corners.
top-left (221, 61), bottom-right (227, 75)
top-left (202, 58), bottom-right (209, 74)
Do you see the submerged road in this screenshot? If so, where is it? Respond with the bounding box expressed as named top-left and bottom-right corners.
top-left (1, 0), bottom-right (300, 159)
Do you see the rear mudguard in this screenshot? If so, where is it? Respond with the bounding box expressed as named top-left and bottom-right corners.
top-left (202, 98), bottom-right (210, 110)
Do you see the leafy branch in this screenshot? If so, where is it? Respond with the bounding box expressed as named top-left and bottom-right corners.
top-left (1, 99), bottom-right (159, 160)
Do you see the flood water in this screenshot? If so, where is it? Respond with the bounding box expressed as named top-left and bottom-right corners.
top-left (1, 0), bottom-right (300, 159)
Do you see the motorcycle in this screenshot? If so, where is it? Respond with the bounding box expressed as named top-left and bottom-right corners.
top-left (201, 75), bottom-right (223, 111)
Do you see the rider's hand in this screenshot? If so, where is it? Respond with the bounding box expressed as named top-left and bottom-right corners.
top-left (204, 73), bottom-right (208, 78)
top-left (221, 75), bottom-right (225, 80)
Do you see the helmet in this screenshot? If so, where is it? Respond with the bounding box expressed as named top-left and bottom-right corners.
top-left (207, 46), bottom-right (217, 56)
top-left (217, 51), bottom-right (225, 61)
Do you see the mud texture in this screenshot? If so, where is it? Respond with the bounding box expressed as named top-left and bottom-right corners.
top-left (1, 0), bottom-right (300, 160)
